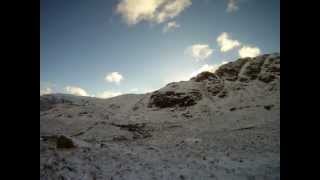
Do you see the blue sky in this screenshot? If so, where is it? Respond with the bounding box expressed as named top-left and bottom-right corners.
top-left (40, 0), bottom-right (279, 98)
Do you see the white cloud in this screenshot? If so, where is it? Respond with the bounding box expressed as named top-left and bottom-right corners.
top-left (116, 0), bottom-right (192, 25)
top-left (185, 44), bottom-right (213, 61)
top-left (40, 87), bottom-right (52, 96)
top-left (65, 86), bottom-right (89, 96)
top-left (189, 63), bottom-right (224, 78)
top-left (96, 91), bottom-right (122, 99)
top-left (227, 0), bottom-right (239, 12)
top-left (163, 21), bottom-right (180, 33)
top-left (155, 0), bottom-right (192, 23)
top-left (217, 32), bottom-right (241, 52)
top-left (238, 46), bottom-right (261, 58)
top-left (40, 81), bottom-right (57, 95)
top-left (164, 61), bottom-right (229, 84)
top-left (105, 72), bottom-right (123, 84)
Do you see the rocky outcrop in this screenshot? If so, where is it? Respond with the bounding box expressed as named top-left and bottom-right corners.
top-left (215, 58), bottom-right (250, 81)
top-left (241, 57), bottom-right (265, 80)
top-left (41, 135), bottom-right (76, 149)
top-left (148, 90), bottom-right (202, 108)
top-left (147, 54), bottom-right (280, 109)
top-left (214, 53), bottom-right (280, 83)
top-left (56, 135), bottom-right (76, 149)
top-left (191, 71), bottom-right (220, 82)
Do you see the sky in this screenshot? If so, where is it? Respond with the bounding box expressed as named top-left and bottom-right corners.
top-left (40, 0), bottom-right (280, 98)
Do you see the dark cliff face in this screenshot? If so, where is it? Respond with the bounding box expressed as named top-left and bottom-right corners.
top-left (191, 72), bottom-right (220, 82)
top-left (147, 90), bottom-right (202, 108)
top-left (215, 53), bottom-right (280, 82)
top-left (216, 58), bottom-right (250, 81)
top-left (147, 53), bottom-right (280, 109)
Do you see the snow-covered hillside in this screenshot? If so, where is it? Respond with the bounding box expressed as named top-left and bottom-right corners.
top-left (40, 53), bottom-right (280, 180)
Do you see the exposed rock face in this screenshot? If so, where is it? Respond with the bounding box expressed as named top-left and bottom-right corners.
top-left (40, 135), bottom-right (77, 149)
top-left (259, 73), bottom-right (276, 83)
top-left (215, 53), bottom-right (280, 83)
top-left (191, 71), bottom-right (220, 82)
top-left (148, 90), bottom-right (202, 108)
top-left (56, 135), bottom-right (76, 149)
top-left (40, 53), bottom-right (280, 180)
top-left (216, 58), bottom-right (250, 81)
top-left (244, 57), bottom-right (265, 79)
top-left (147, 53), bottom-right (280, 110)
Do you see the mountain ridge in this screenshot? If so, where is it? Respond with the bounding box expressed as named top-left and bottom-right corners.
top-left (40, 53), bottom-right (280, 180)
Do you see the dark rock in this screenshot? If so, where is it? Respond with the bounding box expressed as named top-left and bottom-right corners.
top-left (216, 68), bottom-right (239, 81)
top-left (268, 66), bottom-right (280, 74)
top-left (230, 107), bottom-right (236, 111)
top-left (207, 84), bottom-right (224, 96)
top-left (238, 77), bottom-right (249, 83)
top-left (259, 74), bottom-right (276, 83)
top-left (56, 135), bottom-right (76, 149)
top-left (243, 58), bottom-right (265, 80)
top-left (264, 57), bottom-right (280, 76)
top-left (179, 175), bottom-right (185, 180)
top-left (264, 105), bottom-right (274, 110)
top-left (79, 111), bottom-right (89, 115)
top-left (132, 106), bottom-right (139, 111)
top-left (112, 135), bottom-right (129, 141)
top-left (182, 111), bottom-right (192, 118)
top-left (191, 71), bottom-right (219, 82)
top-left (215, 58), bottom-right (250, 81)
top-left (148, 91), bottom-right (202, 108)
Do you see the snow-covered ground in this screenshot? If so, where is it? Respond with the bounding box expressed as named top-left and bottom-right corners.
top-left (40, 53), bottom-right (280, 180)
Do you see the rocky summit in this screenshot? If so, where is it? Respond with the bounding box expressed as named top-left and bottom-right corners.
top-left (40, 53), bottom-right (280, 180)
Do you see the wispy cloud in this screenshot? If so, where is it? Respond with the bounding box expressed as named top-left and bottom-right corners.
top-left (40, 81), bottom-right (56, 95)
top-left (97, 91), bottom-right (122, 99)
top-left (226, 0), bottom-right (239, 12)
top-left (116, 0), bottom-right (192, 25)
top-left (40, 87), bottom-right (52, 95)
top-left (105, 72), bottom-right (123, 84)
top-left (185, 44), bottom-right (213, 61)
top-left (238, 46), bottom-right (261, 58)
top-left (163, 61), bottom-right (229, 84)
top-left (163, 21), bottom-right (180, 33)
top-left (217, 32), bottom-right (241, 52)
top-left (65, 86), bottom-right (89, 96)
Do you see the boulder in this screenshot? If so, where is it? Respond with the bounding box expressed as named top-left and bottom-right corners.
top-left (56, 135), bottom-right (76, 149)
